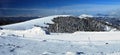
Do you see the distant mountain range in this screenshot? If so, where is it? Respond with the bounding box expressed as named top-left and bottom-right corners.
top-left (0, 17), bottom-right (40, 25)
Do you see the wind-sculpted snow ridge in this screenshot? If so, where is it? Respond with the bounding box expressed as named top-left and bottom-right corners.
top-left (1, 15), bottom-right (71, 30)
top-left (0, 27), bottom-right (46, 37)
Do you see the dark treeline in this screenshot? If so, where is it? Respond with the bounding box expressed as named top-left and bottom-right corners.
top-left (47, 16), bottom-right (120, 33)
top-left (0, 17), bottom-right (40, 26)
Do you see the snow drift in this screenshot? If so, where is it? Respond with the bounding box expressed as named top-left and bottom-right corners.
top-left (0, 27), bottom-right (46, 37)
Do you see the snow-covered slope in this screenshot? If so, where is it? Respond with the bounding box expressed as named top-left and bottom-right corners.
top-left (1, 15), bottom-right (118, 32)
top-left (1, 15), bottom-right (70, 30)
top-left (0, 28), bottom-right (120, 41)
top-left (0, 15), bottom-right (120, 55)
top-left (0, 31), bottom-right (120, 55)
top-left (104, 25), bottom-right (118, 32)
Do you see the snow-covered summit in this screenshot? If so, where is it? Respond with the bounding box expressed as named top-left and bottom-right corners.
top-left (79, 14), bottom-right (93, 18)
top-left (1, 15), bottom-right (71, 30)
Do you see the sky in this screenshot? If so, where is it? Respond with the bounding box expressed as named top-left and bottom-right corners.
top-left (0, 0), bottom-right (120, 16)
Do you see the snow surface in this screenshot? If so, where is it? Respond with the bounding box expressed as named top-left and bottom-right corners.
top-left (0, 15), bottom-right (120, 55)
top-left (1, 15), bottom-right (70, 30)
top-left (0, 27), bottom-right (46, 37)
top-left (79, 14), bottom-right (93, 18)
top-left (0, 27), bottom-right (120, 55)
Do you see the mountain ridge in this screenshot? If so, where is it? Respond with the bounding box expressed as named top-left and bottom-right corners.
top-left (0, 15), bottom-right (119, 33)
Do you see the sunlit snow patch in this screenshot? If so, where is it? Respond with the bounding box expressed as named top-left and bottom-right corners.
top-left (0, 27), bottom-right (46, 37)
top-left (79, 14), bottom-right (93, 18)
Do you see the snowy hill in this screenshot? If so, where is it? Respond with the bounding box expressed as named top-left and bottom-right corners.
top-left (0, 15), bottom-right (119, 32)
top-left (0, 17), bottom-right (39, 26)
top-left (0, 15), bottom-right (70, 30)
